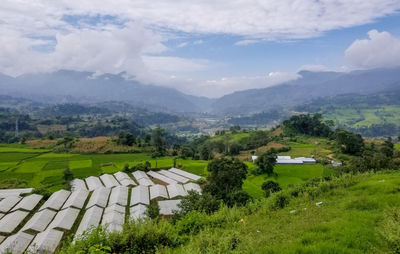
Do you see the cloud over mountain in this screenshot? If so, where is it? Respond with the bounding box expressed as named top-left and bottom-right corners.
top-left (345, 30), bottom-right (400, 69)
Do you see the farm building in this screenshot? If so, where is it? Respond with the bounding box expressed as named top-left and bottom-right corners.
top-left (276, 155), bottom-right (316, 165)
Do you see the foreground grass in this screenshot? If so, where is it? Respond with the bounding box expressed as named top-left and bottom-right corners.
top-left (59, 171), bottom-right (400, 254)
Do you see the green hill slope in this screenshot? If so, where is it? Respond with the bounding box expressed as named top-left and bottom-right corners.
top-left (60, 171), bottom-right (400, 254)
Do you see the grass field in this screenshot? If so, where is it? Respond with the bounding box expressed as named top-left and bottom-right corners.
top-left (243, 163), bottom-right (331, 198)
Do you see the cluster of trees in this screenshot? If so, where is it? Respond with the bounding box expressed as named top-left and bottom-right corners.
top-left (177, 129), bottom-right (271, 161)
top-left (283, 113), bottom-right (334, 137)
top-left (345, 137), bottom-right (400, 173)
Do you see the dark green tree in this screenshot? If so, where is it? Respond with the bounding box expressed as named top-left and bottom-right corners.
top-left (123, 163), bottom-right (130, 173)
top-left (116, 131), bottom-right (136, 146)
top-left (146, 203), bottom-right (160, 219)
top-left (178, 191), bottom-right (220, 215)
top-left (204, 157), bottom-right (249, 207)
top-left (63, 166), bottom-right (74, 182)
top-left (255, 150), bottom-right (277, 175)
top-left (261, 180), bottom-right (282, 197)
top-left (335, 130), bottom-right (364, 155)
top-left (151, 127), bottom-right (167, 156)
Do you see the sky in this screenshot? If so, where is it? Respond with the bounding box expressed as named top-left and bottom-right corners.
top-left (1, 1), bottom-right (400, 98)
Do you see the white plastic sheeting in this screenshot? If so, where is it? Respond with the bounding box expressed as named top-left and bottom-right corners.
top-left (0, 236), bottom-right (4, 244)
top-left (0, 188), bottom-right (34, 199)
top-left (137, 178), bottom-right (155, 186)
top-left (62, 189), bottom-right (89, 209)
top-left (86, 187), bottom-right (111, 209)
top-left (158, 200), bottom-right (181, 216)
top-left (70, 179), bottom-right (88, 191)
top-left (159, 170), bottom-right (190, 183)
top-left (130, 204), bottom-right (147, 221)
top-left (183, 183), bottom-right (202, 194)
top-left (39, 189), bottom-right (71, 211)
top-left (100, 174), bottom-right (120, 188)
top-left (147, 171), bottom-right (177, 185)
top-left (167, 184), bottom-right (188, 199)
top-left (130, 185), bottom-right (150, 206)
top-left (11, 194), bottom-right (43, 212)
top-left (168, 168), bottom-right (201, 181)
top-left (102, 209), bottom-right (125, 233)
top-left (108, 186), bottom-right (128, 207)
top-left (132, 170), bottom-right (149, 181)
top-left (0, 231), bottom-right (34, 254)
top-left (48, 207), bottom-right (80, 231)
top-left (0, 210), bottom-right (29, 235)
top-left (104, 204), bottom-right (125, 215)
top-left (75, 206), bottom-right (104, 241)
top-left (28, 228), bottom-right (64, 254)
top-left (0, 213), bottom-right (3, 220)
top-left (150, 184), bottom-right (169, 200)
top-left (114, 172), bottom-right (137, 187)
top-left (22, 209), bottom-right (57, 233)
top-left (85, 176), bottom-right (104, 191)
top-left (0, 196), bottom-right (22, 213)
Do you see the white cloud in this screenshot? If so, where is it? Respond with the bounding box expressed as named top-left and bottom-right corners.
top-left (1, 0), bottom-right (400, 97)
top-left (298, 64), bottom-right (330, 72)
top-left (345, 30), bottom-right (400, 69)
top-left (177, 42), bottom-right (188, 48)
top-left (178, 72), bottom-right (300, 98)
top-left (234, 39), bottom-right (262, 46)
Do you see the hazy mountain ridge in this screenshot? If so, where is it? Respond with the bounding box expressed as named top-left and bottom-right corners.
top-left (0, 70), bottom-right (211, 113)
top-left (211, 67), bottom-right (400, 115)
top-left (1, 67), bottom-right (400, 116)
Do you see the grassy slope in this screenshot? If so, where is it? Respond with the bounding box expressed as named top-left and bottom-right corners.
top-left (165, 171), bottom-right (400, 253)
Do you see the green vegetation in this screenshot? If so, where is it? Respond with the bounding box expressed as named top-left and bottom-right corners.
top-left (59, 171), bottom-right (400, 253)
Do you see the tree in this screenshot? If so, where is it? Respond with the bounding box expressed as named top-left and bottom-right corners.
top-left (144, 161), bottom-right (151, 172)
top-left (200, 145), bottom-right (213, 160)
top-left (283, 114), bottom-right (333, 137)
top-left (178, 191), bottom-right (220, 215)
top-left (204, 157), bottom-right (249, 207)
top-left (172, 143), bottom-right (180, 156)
top-left (261, 181), bottom-right (281, 197)
top-left (63, 166), bottom-right (74, 182)
top-left (123, 163), bottom-right (130, 173)
top-left (228, 142), bottom-right (242, 155)
top-left (335, 130), bottom-right (364, 155)
top-left (255, 150), bottom-right (277, 175)
top-left (181, 145), bottom-right (195, 159)
top-left (151, 127), bottom-right (167, 156)
top-left (116, 131), bottom-right (136, 146)
top-left (146, 204), bottom-right (160, 219)
top-left (381, 137), bottom-right (394, 158)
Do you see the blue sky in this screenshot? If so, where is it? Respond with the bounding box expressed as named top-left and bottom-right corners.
top-left (1, 1), bottom-right (400, 97)
top-left (162, 13), bottom-right (400, 78)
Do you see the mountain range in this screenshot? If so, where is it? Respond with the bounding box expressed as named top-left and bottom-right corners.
top-left (1, 67), bottom-right (400, 116)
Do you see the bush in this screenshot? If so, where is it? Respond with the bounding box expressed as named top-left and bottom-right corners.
top-left (261, 181), bottom-right (282, 197)
top-left (270, 192), bottom-right (290, 209)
